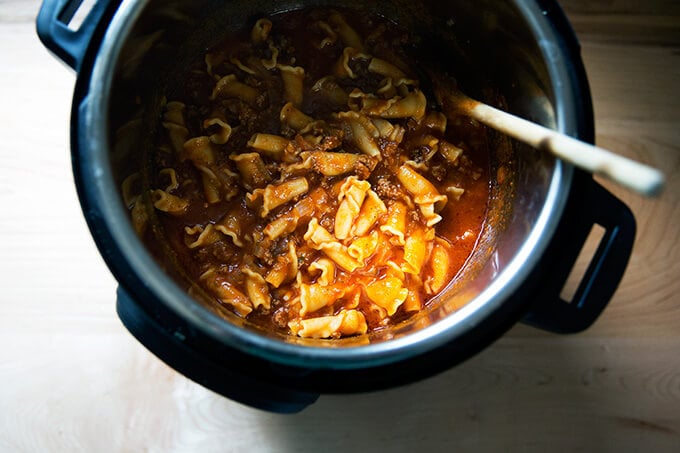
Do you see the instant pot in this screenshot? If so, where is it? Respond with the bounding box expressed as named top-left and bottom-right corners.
top-left (37, 0), bottom-right (635, 413)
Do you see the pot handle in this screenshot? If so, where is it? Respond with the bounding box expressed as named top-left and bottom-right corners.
top-left (522, 180), bottom-right (636, 333)
top-left (36, 0), bottom-right (119, 70)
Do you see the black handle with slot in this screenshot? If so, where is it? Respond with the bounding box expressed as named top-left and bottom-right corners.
top-left (522, 177), bottom-right (636, 333)
top-left (36, 0), bottom-right (121, 71)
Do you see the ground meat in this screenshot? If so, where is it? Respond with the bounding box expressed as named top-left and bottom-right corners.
top-left (430, 163), bottom-right (447, 182)
top-left (251, 231), bottom-right (275, 265)
top-left (350, 156), bottom-right (374, 180)
top-left (316, 134), bottom-right (343, 152)
top-left (373, 176), bottom-right (403, 201)
top-left (272, 307), bottom-right (289, 328)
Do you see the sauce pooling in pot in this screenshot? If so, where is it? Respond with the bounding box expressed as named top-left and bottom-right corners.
top-left (124, 8), bottom-right (490, 339)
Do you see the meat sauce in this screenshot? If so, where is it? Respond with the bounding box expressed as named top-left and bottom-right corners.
top-left (135, 8), bottom-right (490, 338)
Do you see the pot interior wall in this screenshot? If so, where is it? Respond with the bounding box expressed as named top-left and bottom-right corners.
top-left (108, 0), bottom-right (559, 346)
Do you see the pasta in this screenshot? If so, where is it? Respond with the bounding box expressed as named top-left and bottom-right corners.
top-left (334, 47), bottom-right (370, 79)
top-left (328, 11), bottom-right (365, 51)
top-left (336, 111), bottom-right (381, 157)
top-left (368, 57), bottom-right (407, 80)
top-left (304, 218), bottom-right (362, 272)
top-left (150, 189), bottom-right (188, 214)
top-left (352, 189), bottom-right (387, 237)
top-left (129, 8), bottom-right (490, 340)
top-left (280, 102), bottom-right (314, 131)
top-left (289, 309), bottom-right (368, 338)
top-left (203, 118), bottom-right (233, 145)
top-left (365, 277), bottom-right (409, 316)
top-left (308, 258), bottom-right (336, 286)
top-left (247, 177), bottom-right (310, 217)
top-left (334, 176), bottom-right (371, 240)
top-left (277, 64), bottom-right (305, 107)
top-left (380, 200), bottom-right (408, 246)
top-left (229, 152), bottom-right (272, 190)
top-left (248, 133), bottom-right (290, 160)
top-left (211, 74), bottom-right (259, 104)
top-left (251, 18), bottom-right (272, 44)
top-left (243, 267), bottom-right (271, 310)
top-left (311, 76), bottom-right (348, 108)
top-left (265, 241), bottom-right (298, 288)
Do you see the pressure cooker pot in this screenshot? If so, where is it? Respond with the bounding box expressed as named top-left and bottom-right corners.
top-left (37, 0), bottom-right (635, 413)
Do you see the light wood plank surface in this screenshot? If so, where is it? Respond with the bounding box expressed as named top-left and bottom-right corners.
top-left (1, 1), bottom-right (678, 451)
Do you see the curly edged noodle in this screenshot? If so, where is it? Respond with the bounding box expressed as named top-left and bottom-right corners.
top-left (137, 11), bottom-right (470, 339)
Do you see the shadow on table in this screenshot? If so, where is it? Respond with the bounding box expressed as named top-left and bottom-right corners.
top-left (250, 327), bottom-right (633, 452)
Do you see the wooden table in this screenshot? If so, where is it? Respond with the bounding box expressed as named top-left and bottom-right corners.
top-left (1, 1), bottom-right (678, 451)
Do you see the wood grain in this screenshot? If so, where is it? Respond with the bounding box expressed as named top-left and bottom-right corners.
top-left (0, 1), bottom-right (678, 452)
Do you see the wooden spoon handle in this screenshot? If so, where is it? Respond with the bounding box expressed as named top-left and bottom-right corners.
top-left (446, 91), bottom-right (665, 197)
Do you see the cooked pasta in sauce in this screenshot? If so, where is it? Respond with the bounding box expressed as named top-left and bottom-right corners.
top-left (125, 8), bottom-right (491, 339)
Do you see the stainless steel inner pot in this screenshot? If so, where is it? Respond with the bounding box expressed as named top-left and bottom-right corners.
top-left (84, 0), bottom-right (577, 366)
top-left (37, 0), bottom-right (635, 412)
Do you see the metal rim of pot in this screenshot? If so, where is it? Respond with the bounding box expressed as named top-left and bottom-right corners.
top-left (37, 0), bottom-right (633, 372)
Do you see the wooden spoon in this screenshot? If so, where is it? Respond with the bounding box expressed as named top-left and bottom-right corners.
top-left (432, 76), bottom-right (665, 197)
